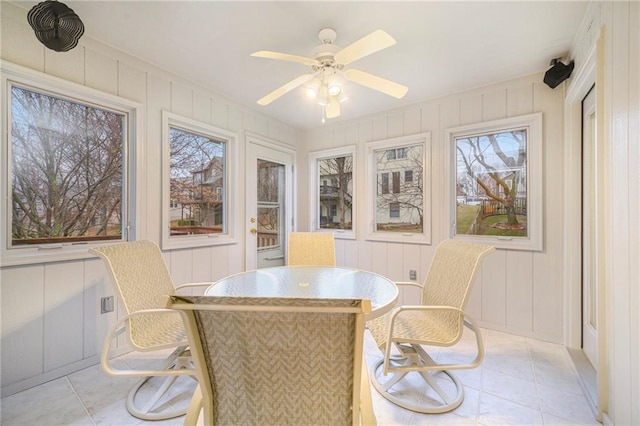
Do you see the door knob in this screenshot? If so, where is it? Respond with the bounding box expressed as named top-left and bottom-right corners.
top-left (250, 228), bottom-right (257, 234)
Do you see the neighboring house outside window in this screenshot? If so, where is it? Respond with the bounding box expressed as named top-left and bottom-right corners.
top-left (308, 146), bottom-right (356, 239)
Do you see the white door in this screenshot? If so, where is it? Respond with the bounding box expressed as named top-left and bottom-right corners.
top-left (582, 86), bottom-right (598, 369)
top-left (245, 140), bottom-right (294, 270)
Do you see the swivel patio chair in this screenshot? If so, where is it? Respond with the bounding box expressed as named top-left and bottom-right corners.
top-left (368, 239), bottom-right (495, 413)
top-left (90, 240), bottom-right (211, 420)
top-left (287, 231), bottom-right (336, 266)
top-left (167, 294), bottom-right (376, 426)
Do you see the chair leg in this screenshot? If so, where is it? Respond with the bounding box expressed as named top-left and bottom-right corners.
top-left (370, 348), bottom-right (465, 414)
top-left (125, 346), bottom-right (196, 420)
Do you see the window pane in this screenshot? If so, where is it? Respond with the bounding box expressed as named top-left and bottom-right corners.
top-left (169, 127), bottom-right (225, 236)
top-left (10, 86), bottom-right (125, 246)
top-left (392, 171), bottom-right (400, 193)
top-left (375, 144), bottom-right (423, 232)
top-left (317, 154), bottom-right (353, 230)
top-left (257, 160), bottom-right (284, 249)
top-left (455, 129), bottom-right (527, 237)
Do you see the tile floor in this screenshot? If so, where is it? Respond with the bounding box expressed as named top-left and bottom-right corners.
top-left (1, 329), bottom-right (600, 425)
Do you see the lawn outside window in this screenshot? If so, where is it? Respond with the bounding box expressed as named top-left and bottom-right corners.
top-left (365, 132), bottom-right (431, 245)
top-left (1, 62), bottom-right (143, 266)
top-left (445, 112), bottom-right (543, 251)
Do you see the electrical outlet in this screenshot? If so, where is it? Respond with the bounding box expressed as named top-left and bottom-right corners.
top-left (101, 296), bottom-right (114, 314)
top-left (409, 270), bottom-right (417, 281)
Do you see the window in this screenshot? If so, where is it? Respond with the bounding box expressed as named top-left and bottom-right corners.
top-left (390, 202), bottom-right (400, 218)
top-left (380, 173), bottom-right (390, 194)
top-left (446, 112), bottom-right (543, 251)
top-left (308, 146), bottom-right (356, 239)
top-left (162, 111), bottom-right (239, 249)
top-left (366, 132), bottom-right (431, 244)
top-left (1, 62), bottom-right (141, 266)
top-left (392, 171), bottom-right (401, 193)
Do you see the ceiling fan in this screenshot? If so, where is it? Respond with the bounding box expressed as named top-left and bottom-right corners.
top-left (251, 28), bottom-right (408, 120)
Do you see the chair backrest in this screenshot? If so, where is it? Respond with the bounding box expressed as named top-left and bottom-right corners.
top-left (422, 240), bottom-right (495, 331)
top-left (90, 240), bottom-right (180, 349)
top-left (169, 295), bottom-right (370, 426)
top-left (287, 232), bottom-right (336, 266)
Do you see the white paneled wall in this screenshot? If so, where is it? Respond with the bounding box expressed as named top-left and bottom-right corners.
top-left (299, 73), bottom-right (566, 343)
top-left (0, 2), bottom-right (301, 396)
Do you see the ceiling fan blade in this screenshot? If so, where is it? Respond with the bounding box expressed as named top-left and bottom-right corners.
top-left (326, 95), bottom-right (341, 118)
top-left (257, 73), bottom-right (315, 106)
top-left (344, 69), bottom-right (408, 99)
top-left (334, 30), bottom-right (397, 66)
top-left (251, 51), bottom-right (319, 67)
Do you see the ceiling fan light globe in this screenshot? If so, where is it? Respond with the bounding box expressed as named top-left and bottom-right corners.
top-left (328, 84), bottom-right (342, 96)
top-left (306, 87), bottom-right (317, 98)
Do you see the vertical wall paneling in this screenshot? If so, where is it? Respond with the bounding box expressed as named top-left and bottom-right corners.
top-left (84, 50), bottom-right (118, 95)
top-left (168, 249), bottom-right (195, 286)
top-left (334, 239), bottom-right (346, 266)
top-left (192, 92), bottom-right (212, 124)
top-left (357, 241), bottom-right (373, 272)
top-left (507, 83), bottom-right (534, 117)
top-left (1, 265), bottom-right (45, 386)
top-left (505, 251), bottom-right (534, 333)
top-left (532, 81), bottom-right (564, 340)
top-left (145, 74), bottom-right (171, 242)
top-left (481, 250), bottom-right (507, 326)
top-left (403, 108), bottom-right (422, 136)
top-left (170, 82), bottom-right (193, 117)
top-left (209, 244), bottom-right (230, 282)
top-left (43, 262), bottom-right (84, 371)
top-left (385, 243), bottom-right (404, 282)
top-left (342, 239), bottom-right (358, 267)
top-left (83, 258), bottom-right (114, 358)
top-left (0, 3), bottom-right (44, 71)
top-left (481, 88), bottom-right (507, 121)
top-left (190, 247), bottom-right (213, 285)
top-left (370, 243), bottom-right (388, 277)
top-left (387, 112), bottom-right (404, 138)
top-left (44, 48), bottom-right (84, 85)
top-left (211, 99), bottom-right (229, 129)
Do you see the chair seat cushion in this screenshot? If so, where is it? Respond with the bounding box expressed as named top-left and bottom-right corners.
top-left (368, 310), bottom-right (462, 348)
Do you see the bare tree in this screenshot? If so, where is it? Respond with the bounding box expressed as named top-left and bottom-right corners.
top-left (11, 87), bottom-right (124, 243)
top-left (456, 130), bottom-right (526, 227)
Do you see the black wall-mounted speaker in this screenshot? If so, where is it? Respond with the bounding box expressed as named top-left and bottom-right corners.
top-left (543, 60), bottom-right (575, 89)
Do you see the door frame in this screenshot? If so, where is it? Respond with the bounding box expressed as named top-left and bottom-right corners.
top-left (563, 29), bottom-right (608, 420)
top-left (244, 132), bottom-right (296, 270)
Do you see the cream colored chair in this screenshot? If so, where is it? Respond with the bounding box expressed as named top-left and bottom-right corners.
top-left (287, 232), bottom-right (336, 266)
top-left (168, 295), bottom-right (376, 426)
top-left (368, 239), bottom-right (495, 413)
top-left (90, 240), bottom-right (211, 420)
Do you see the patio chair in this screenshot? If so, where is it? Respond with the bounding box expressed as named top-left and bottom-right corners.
top-left (368, 239), bottom-right (495, 413)
top-left (287, 231), bottom-right (336, 266)
top-left (90, 240), bottom-right (211, 420)
top-left (167, 295), bottom-right (376, 426)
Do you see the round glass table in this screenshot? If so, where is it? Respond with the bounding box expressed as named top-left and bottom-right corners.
top-left (205, 266), bottom-right (398, 320)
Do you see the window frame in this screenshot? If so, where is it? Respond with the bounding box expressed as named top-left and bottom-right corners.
top-left (445, 112), bottom-right (543, 251)
top-left (308, 145), bottom-right (356, 240)
top-left (1, 62), bottom-right (144, 267)
top-left (161, 111), bottom-right (240, 250)
top-left (365, 132), bottom-right (431, 245)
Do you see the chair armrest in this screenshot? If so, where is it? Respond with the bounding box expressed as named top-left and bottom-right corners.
top-left (101, 308), bottom-right (194, 378)
top-left (174, 282), bottom-right (213, 292)
top-left (394, 281), bottom-right (424, 289)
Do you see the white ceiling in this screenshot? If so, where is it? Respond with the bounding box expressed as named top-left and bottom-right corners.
top-left (16, 1), bottom-right (588, 130)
